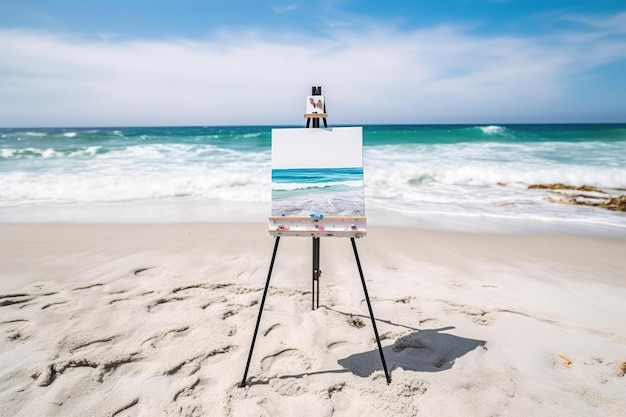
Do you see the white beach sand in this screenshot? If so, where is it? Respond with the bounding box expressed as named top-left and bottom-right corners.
top-left (1, 223), bottom-right (625, 416)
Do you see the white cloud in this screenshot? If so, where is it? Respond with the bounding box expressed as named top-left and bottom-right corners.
top-left (272, 3), bottom-right (301, 13)
top-left (561, 11), bottom-right (626, 34)
top-left (0, 14), bottom-right (625, 127)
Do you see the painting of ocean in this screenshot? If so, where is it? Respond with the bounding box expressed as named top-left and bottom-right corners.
top-left (270, 127), bottom-right (365, 219)
top-left (271, 167), bottom-right (365, 217)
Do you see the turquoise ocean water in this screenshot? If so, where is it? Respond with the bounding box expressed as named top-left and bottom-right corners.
top-left (271, 167), bottom-right (365, 217)
top-left (1, 124), bottom-right (625, 235)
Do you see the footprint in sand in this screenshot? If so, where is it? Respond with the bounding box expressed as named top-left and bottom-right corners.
top-left (461, 307), bottom-right (494, 326)
top-left (34, 351), bottom-right (142, 386)
top-left (347, 316), bottom-right (366, 328)
top-left (1, 319), bottom-right (30, 341)
top-left (326, 341), bottom-right (354, 356)
top-left (72, 283), bottom-right (104, 292)
top-left (133, 267), bottom-right (156, 276)
top-left (222, 308), bottom-right (239, 320)
top-left (146, 296), bottom-right (189, 312)
top-left (392, 333), bottom-right (425, 351)
top-left (41, 300), bottom-right (69, 310)
top-left (68, 335), bottom-right (121, 353)
top-left (221, 303), bottom-right (248, 320)
top-left (0, 292), bottom-right (57, 308)
top-left (171, 283), bottom-right (210, 294)
top-left (162, 345), bottom-right (235, 377)
top-left (200, 296), bottom-right (228, 309)
top-left (261, 348), bottom-right (311, 374)
top-left (141, 326), bottom-right (190, 349)
top-left (327, 341), bottom-right (350, 351)
top-left (393, 296), bottom-right (414, 304)
top-left (438, 299), bottom-right (495, 326)
top-left (262, 323), bottom-right (281, 337)
top-left (109, 290), bottom-right (154, 306)
top-left (269, 378), bottom-right (307, 396)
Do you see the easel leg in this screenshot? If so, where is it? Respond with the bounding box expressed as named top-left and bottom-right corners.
top-left (240, 236), bottom-right (281, 387)
top-left (350, 238), bottom-right (391, 384)
top-left (312, 237), bottom-right (321, 310)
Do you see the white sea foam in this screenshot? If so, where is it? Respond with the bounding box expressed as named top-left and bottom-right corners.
top-left (0, 141), bottom-right (271, 207)
top-left (478, 125), bottom-right (506, 135)
top-left (0, 167), bottom-right (270, 207)
top-left (1, 147), bottom-right (105, 159)
top-left (1, 149), bottom-right (16, 158)
top-left (63, 132), bottom-right (77, 138)
top-left (360, 140), bottom-right (626, 233)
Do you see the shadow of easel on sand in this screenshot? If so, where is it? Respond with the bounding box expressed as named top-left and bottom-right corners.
top-left (338, 326), bottom-right (486, 377)
top-left (246, 309), bottom-right (486, 386)
top-left (324, 306), bottom-right (486, 376)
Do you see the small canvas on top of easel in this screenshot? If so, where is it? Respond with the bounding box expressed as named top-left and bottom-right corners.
top-left (306, 95), bottom-right (325, 114)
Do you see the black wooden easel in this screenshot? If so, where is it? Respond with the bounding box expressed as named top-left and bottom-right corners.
top-left (240, 87), bottom-right (390, 387)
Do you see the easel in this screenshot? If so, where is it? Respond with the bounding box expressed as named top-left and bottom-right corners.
top-left (305, 85), bottom-right (328, 128)
top-left (240, 87), bottom-right (391, 387)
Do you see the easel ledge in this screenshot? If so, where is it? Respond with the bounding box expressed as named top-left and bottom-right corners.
top-left (269, 215), bottom-right (365, 220)
top-left (268, 216), bottom-right (367, 238)
top-left (305, 113), bottom-right (328, 128)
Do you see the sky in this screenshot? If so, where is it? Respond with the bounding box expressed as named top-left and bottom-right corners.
top-left (1, 0), bottom-right (625, 127)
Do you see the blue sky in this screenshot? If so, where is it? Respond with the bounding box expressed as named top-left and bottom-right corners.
top-left (1, 0), bottom-right (625, 126)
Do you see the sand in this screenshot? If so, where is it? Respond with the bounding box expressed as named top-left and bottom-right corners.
top-left (1, 223), bottom-right (625, 416)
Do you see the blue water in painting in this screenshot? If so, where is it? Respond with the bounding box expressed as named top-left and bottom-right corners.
top-left (272, 167), bottom-right (364, 186)
top-left (1, 124), bottom-right (625, 234)
top-left (271, 167), bottom-right (365, 216)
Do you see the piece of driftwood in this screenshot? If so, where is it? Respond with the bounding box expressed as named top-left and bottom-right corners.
top-left (528, 183), bottom-right (603, 193)
top-left (528, 183), bottom-right (626, 212)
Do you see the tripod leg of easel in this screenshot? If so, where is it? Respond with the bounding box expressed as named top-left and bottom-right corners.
top-left (350, 238), bottom-right (392, 384)
top-left (316, 237), bottom-right (320, 309)
top-left (240, 236), bottom-right (281, 388)
top-left (312, 237), bottom-right (321, 310)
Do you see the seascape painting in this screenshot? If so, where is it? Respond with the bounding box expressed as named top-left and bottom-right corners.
top-left (270, 127), bottom-right (365, 217)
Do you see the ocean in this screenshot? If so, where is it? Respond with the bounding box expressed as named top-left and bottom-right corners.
top-left (1, 124), bottom-right (625, 235)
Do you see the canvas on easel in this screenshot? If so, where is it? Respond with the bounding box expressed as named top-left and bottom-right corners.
top-left (305, 95), bottom-right (325, 114)
top-left (269, 127), bottom-right (367, 237)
